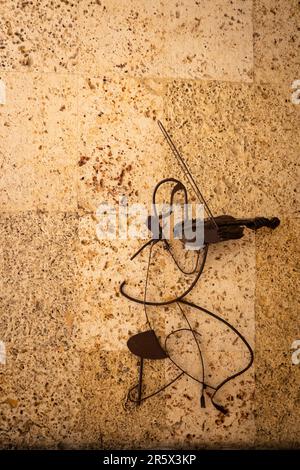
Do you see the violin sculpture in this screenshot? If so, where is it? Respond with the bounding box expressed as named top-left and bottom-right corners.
top-left (120, 121), bottom-right (280, 415)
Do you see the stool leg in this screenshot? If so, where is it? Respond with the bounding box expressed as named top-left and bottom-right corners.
top-left (137, 357), bottom-right (144, 405)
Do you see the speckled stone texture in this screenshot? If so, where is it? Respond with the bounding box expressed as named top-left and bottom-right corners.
top-left (0, 0), bottom-right (299, 449)
top-left (0, 1), bottom-right (79, 72)
top-left (0, 72), bottom-right (78, 211)
top-left (254, 0), bottom-right (300, 84)
top-left (78, 0), bottom-right (253, 81)
top-left (255, 219), bottom-right (300, 448)
top-left (0, 212), bottom-right (81, 448)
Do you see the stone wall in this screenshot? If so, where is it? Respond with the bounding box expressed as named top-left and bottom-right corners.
top-left (0, 0), bottom-right (299, 448)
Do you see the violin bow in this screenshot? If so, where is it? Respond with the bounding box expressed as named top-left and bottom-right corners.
top-left (157, 120), bottom-right (218, 229)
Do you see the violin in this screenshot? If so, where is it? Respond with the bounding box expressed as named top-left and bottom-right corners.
top-left (176, 215), bottom-right (280, 246)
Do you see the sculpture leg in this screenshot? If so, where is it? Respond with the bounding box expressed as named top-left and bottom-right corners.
top-left (137, 357), bottom-right (144, 405)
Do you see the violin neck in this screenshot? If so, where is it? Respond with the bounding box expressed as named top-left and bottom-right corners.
top-left (216, 217), bottom-right (280, 230)
top-left (220, 218), bottom-right (255, 227)
top-left (201, 216), bottom-right (279, 230)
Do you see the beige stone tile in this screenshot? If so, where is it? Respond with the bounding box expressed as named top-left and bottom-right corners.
top-left (254, 348), bottom-right (300, 448)
top-left (39, 73), bottom-right (79, 157)
top-left (0, 73), bottom-right (78, 211)
top-left (160, 231), bottom-right (256, 448)
top-left (74, 211), bottom-right (150, 352)
top-left (75, 218), bottom-right (184, 351)
top-left (255, 216), bottom-right (300, 447)
top-left (253, 0), bottom-right (300, 84)
top-left (0, 345), bottom-right (81, 449)
top-left (165, 80), bottom-right (299, 218)
top-left (77, 220), bottom-right (256, 446)
top-left (255, 217), bottom-right (300, 352)
top-left (0, 212), bottom-right (81, 449)
top-left (76, 75), bottom-right (168, 352)
top-left (165, 80), bottom-right (257, 217)
top-left (184, 231), bottom-right (256, 345)
top-left (78, 350), bottom-right (167, 449)
top-left (164, 369), bottom-right (255, 449)
top-left (34, 163), bottom-right (77, 212)
top-left (78, 75), bottom-right (166, 211)
top-left (249, 83), bottom-right (300, 217)
top-left (0, 72), bottom-right (41, 211)
top-left (0, 0), bottom-right (253, 80)
top-left (78, 0), bottom-right (253, 81)
top-left (35, 73), bottom-right (78, 211)
top-left (0, 1), bottom-right (79, 72)
top-left (0, 212), bottom-right (79, 350)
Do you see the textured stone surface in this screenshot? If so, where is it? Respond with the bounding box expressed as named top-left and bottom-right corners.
top-left (75, 76), bottom-right (167, 353)
top-left (254, 217), bottom-right (300, 448)
top-left (165, 80), bottom-right (256, 216)
top-left (165, 371), bottom-right (255, 449)
top-left (0, 0), bottom-right (299, 451)
top-left (0, 0), bottom-right (253, 80)
top-left (0, 0), bottom-right (79, 72)
top-left (0, 73), bottom-right (78, 211)
top-left (0, 346), bottom-right (81, 449)
top-left (0, 212), bottom-right (79, 349)
top-left (255, 349), bottom-right (300, 448)
top-left (78, 75), bottom-right (166, 211)
top-left (78, 0), bottom-right (253, 81)
top-left (249, 83), bottom-right (300, 217)
top-left (165, 79), bottom-right (300, 218)
top-left (79, 350), bottom-right (167, 449)
top-left (255, 218), bottom-right (300, 351)
top-left (0, 72), bottom-right (41, 211)
top-left (163, 231), bottom-right (256, 447)
top-left (0, 212), bottom-right (80, 448)
top-left (254, 0), bottom-right (300, 84)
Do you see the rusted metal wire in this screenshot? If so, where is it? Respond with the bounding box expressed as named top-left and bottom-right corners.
top-left (120, 121), bottom-right (280, 414)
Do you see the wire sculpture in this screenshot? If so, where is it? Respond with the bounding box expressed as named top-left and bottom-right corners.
top-left (120, 121), bottom-right (280, 414)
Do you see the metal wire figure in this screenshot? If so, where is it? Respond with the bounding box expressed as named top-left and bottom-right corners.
top-left (120, 121), bottom-right (280, 414)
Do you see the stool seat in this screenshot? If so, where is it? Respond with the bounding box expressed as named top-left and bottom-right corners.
top-left (127, 330), bottom-right (168, 360)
